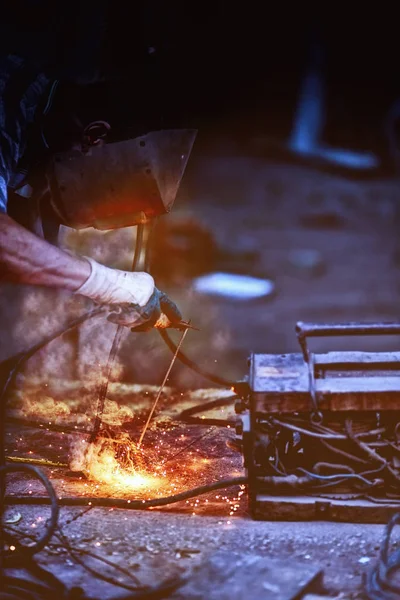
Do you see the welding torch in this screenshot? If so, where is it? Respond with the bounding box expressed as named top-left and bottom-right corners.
top-left (107, 302), bottom-right (199, 332)
top-left (131, 313), bottom-right (199, 332)
top-left (149, 313), bottom-right (198, 331)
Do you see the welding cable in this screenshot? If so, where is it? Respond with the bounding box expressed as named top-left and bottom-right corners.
top-left (270, 418), bottom-right (387, 441)
top-left (157, 328), bottom-right (235, 388)
top-left (308, 478), bottom-right (376, 491)
top-left (0, 464), bottom-right (59, 565)
top-left (296, 467), bottom-right (379, 487)
top-left (177, 395), bottom-right (238, 426)
top-left (269, 419), bottom-right (348, 440)
top-left (365, 513), bottom-right (400, 600)
top-left (5, 476), bottom-right (248, 510)
top-left (313, 462), bottom-right (355, 475)
top-left (344, 420), bottom-right (387, 465)
top-left (308, 465), bottom-right (389, 495)
top-left (319, 439), bottom-right (370, 466)
top-left (141, 217), bottom-right (235, 389)
top-left (344, 420), bottom-right (400, 486)
top-left (285, 417), bottom-right (386, 440)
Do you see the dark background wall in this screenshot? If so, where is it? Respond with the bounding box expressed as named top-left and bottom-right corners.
top-left (3, 3), bottom-right (400, 160)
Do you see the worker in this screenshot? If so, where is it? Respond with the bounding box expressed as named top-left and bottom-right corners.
top-left (0, 50), bottom-right (195, 333)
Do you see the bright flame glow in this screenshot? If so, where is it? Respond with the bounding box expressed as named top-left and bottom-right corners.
top-left (70, 433), bottom-right (160, 493)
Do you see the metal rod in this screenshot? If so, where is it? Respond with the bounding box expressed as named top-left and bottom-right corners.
top-left (138, 327), bottom-right (190, 448)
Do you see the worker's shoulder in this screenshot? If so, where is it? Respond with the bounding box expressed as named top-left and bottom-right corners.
top-left (0, 54), bottom-right (51, 112)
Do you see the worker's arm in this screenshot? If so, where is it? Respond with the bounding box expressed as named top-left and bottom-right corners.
top-left (0, 213), bottom-right (90, 289)
top-left (0, 213), bottom-right (181, 328)
top-left (0, 213), bottom-right (153, 300)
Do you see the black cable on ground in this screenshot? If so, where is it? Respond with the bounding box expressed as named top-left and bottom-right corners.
top-left (1, 464), bottom-right (59, 565)
top-left (158, 329), bottom-right (235, 388)
top-left (365, 512), bottom-right (400, 599)
top-left (177, 395), bottom-right (238, 426)
top-left (5, 476), bottom-right (248, 510)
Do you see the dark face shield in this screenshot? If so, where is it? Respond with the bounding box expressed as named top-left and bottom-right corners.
top-left (48, 129), bottom-right (197, 230)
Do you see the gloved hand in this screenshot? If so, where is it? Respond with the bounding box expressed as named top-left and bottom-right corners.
top-left (75, 257), bottom-right (181, 330)
top-left (108, 288), bottom-right (182, 330)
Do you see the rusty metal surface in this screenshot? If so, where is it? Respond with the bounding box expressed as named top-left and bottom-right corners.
top-left (250, 352), bottom-right (400, 412)
top-left (243, 327), bottom-right (400, 513)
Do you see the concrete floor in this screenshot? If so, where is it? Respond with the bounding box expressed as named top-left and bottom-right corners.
top-left (5, 505), bottom-right (384, 598)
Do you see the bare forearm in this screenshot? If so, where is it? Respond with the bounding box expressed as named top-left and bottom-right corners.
top-left (0, 214), bottom-right (90, 290)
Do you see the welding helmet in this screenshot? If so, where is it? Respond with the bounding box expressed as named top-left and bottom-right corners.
top-left (47, 128), bottom-right (197, 230)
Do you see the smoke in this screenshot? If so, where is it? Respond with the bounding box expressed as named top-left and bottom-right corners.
top-left (59, 226), bottom-right (138, 271)
top-left (14, 395), bottom-right (71, 421)
top-left (97, 398), bottom-right (134, 427)
top-left (9, 386), bottom-right (136, 429)
top-left (3, 225), bottom-right (143, 393)
top-left (69, 436), bottom-right (99, 473)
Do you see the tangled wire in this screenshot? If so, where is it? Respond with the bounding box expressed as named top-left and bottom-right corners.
top-left (253, 414), bottom-right (400, 496)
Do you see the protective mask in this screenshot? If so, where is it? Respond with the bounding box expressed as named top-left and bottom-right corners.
top-left (48, 129), bottom-right (197, 230)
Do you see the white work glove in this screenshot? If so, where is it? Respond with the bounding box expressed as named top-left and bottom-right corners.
top-left (76, 257), bottom-right (154, 306)
top-left (75, 257), bottom-right (182, 330)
